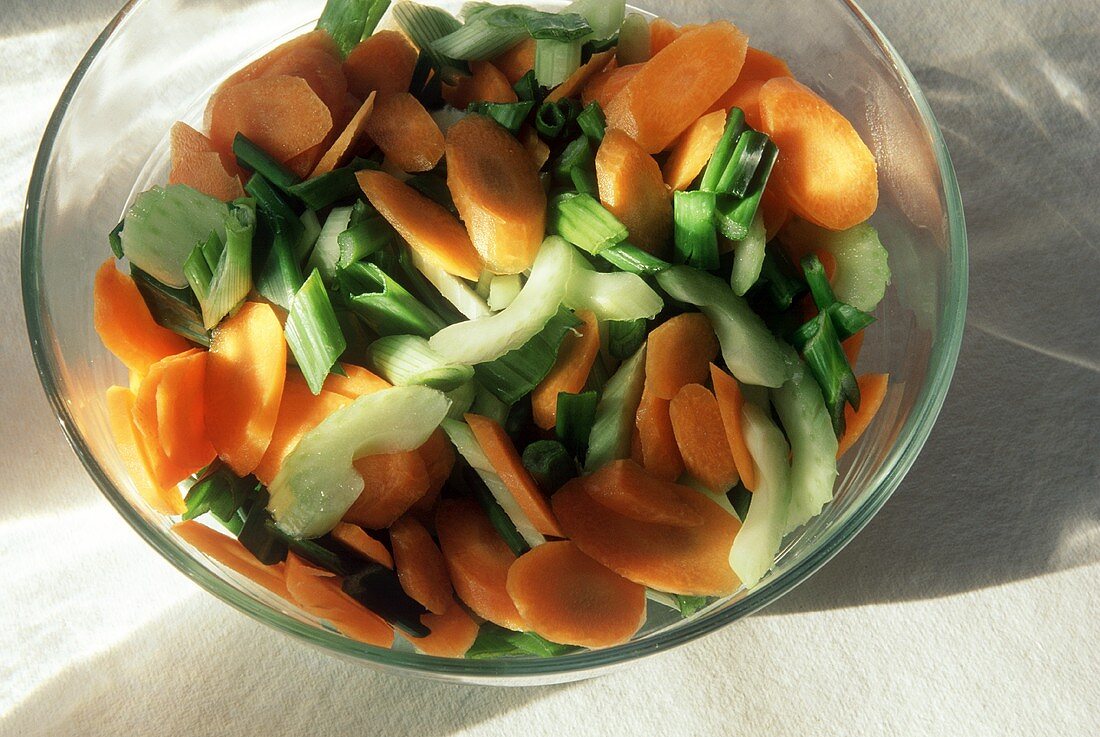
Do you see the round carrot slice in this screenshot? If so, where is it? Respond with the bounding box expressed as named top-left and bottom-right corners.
top-left (284, 553), bottom-right (394, 648)
top-left (390, 515), bottom-right (453, 615)
top-left (663, 110), bottom-right (727, 192)
top-left (345, 450), bottom-right (431, 529)
top-left (208, 75), bottom-right (333, 163)
top-left (94, 260), bottom-right (191, 374)
top-left (263, 44), bottom-right (348, 121)
top-left (645, 312), bottom-right (719, 400)
top-left (506, 541), bottom-right (646, 648)
top-left (737, 46), bottom-right (793, 83)
top-left (343, 30), bottom-right (418, 100)
top-left (169, 122), bottom-right (244, 201)
top-left (363, 92), bottom-right (444, 172)
top-left (407, 598), bottom-right (480, 658)
top-left (669, 383), bottom-right (740, 494)
top-left (596, 129), bottom-right (672, 256)
top-left (583, 459), bottom-right (703, 528)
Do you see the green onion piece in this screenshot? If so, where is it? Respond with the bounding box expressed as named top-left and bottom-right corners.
top-left (714, 139), bottom-right (778, 238)
top-left (444, 379), bottom-right (477, 419)
top-left (470, 384), bottom-right (511, 424)
top-left (246, 173), bottom-right (300, 229)
top-left (369, 334), bottom-right (474, 391)
top-left (487, 273), bottom-right (522, 312)
top-left (278, 531), bottom-right (363, 576)
top-left (188, 201), bottom-right (255, 329)
top-left (801, 254), bottom-right (875, 340)
top-left (759, 248), bottom-right (805, 311)
top-left (108, 218), bottom-right (125, 258)
top-left (462, 464), bottom-right (530, 556)
top-left (285, 269), bottom-right (347, 394)
top-left (337, 216), bottom-right (392, 268)
top-left (729, 211), bottom-right (766, 296)
top-left (569, 167), bottom-right (598, 197)
top-left (534, 98), bottom-right (578, 139)
top-left (576, 101), bottom-right (606, 143)
top-left (183, 464), bottom-right (251, 525)
top-left (675, 594), bottom-right (710, 617)
top-left (339, 260), bottom-right (447, 337)
top-left (257, 228), bottom-right (305, 311)
top-left (307, 206), bottom-right (354, 285)
top-left (432, 16), bottom-right (527, 61)
top-left (131, 266), bottom-right (209, 346)
top-left (552, 136), bottom-right (594, 180)
top-left (316, 0), bottom-right (392, 57)
top-left (512, 70), bottom-right (542, 103)
top-left (729, 484), bottom-right (752, 521)
top-left (342, 564), bottom-right (431, 637)
top-left (465, 100), bottom-right (535, 133)
top-left (673, 190), bottom-right (719, 271)
top-left (607, 317), bottom-right (646, 360)
top-left (716, 130), bottom-right (770, 198)
top-left (549, 192), bottom-right (628, 254)
top-left (473, 308), bottom-right (581, 404)
top-left (392, 1), bottom-right (468, 84)
top-left (405, 173), bottom-right (457, 213)
top-left (534, 38), bottom-right (582, 88)
top-left (409, 50), bottom-right (445, 109)
top-left (791, 313), bottom-right (859, 435)
top-left (700, 108), bottom-right (747, 192)
top-left (182, 234), bottom-right (215, 307)
top-left (521, 439), bottom-right (577, 494)
top-left (335, 307), bottom-right (372, 364)
top-left (521, 11), bottom-right (592, 41)
top-left (233, 133), bottom-right (300, 192)
top-left (566, 0), bottom-right (626, 39)
top-left (599, 242), bottom-right (671, 275)
top-left (466, 622), bottom-right (581, 659)
top-left (584, 343), bottom-right (646, 471)
top-left (616, 13), bottom-right (651, 65)
top-left (801, 255), bottom-right (838, 312)
top-left (285, 160), bottom-right (375, 211)
top-left (555, 390), bottom-right (598, 457)
top-left (238, 502), bottom-right (290, 566)
top-left (296, 209), bottom-right (322, 261)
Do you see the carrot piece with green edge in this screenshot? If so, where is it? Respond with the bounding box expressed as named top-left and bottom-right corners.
top-left (596, 129), bottom-right (672, 256)
top-left (669, 383), bottom-right (740, 493)
top-left (663, 109), bottom-right (727, 191)
top-left (545, 50), bottom-right (616, 103)
top-left (363, 92), bottom-right (444, 172)
top-left (706, 78), bottom-right (764, 128)
top-left (330, 522), bottom-right (393, 568)
top-left (465, 413), bottom-right (564, 537)
top-left (583, 459), bottom-right (704, 527)
top-left (174, 519), bottom-right (289, 597)
top-left (506, 540), bottom-right (646, 648)
top-left (323, 362), bottom-right (391, 399)
top-left (284, 552), bottom-right (395, 648)
top-left (444, 60), bottom-right (517, 110)
top-left (208, 75), bottom-right (334, 163)
top-left (343, 30), bottom-right (418, 100)
top-left (107, 387), bottom-right (185, 514)
top-left (204, 302), bottom-right (286, 476)
top-left (634, 389), bottom-right (683, 482)
top-left (358, 169), bottom-right (483, 280)
top-left (390, 516), bottom-right (454, 615)
top-left (758, 77), bottom-right (878, 231)
top-left (841, 331), bottom-right (866, 369)
top-left (345, 450), bottom-right (432, 529)
top-left (94, 260), bottom-right (191, 374)
top-left (645, 312), bottom-right (720, 399)
top-left (155, 349), bottom-right (216, 474)
top-left (133, 351), bottom-right (206, 487)
top-left (446, 114), bottom-right (547, 274)
top-left (738, 46), bottom-right (793, 83)
top-left (436, 498), bottom-right (525, 631)
top-left (837, 373), bottom-right (889, 457)
top-left (606, 22), bottom-right (748, 153)
top-left (648, 18), bottom-right (680, 54)
top-left (407, 598), bottom-right (480, 657)
top-left (169, 122), bottom-right (244, 202)
top-left (492, 38), bottom-right (536, 85)
top-left (310, 91), bottom-right (376, 177)
top-left (552, 474), bottom-right (742, 596)
top-left (531, 310), bottom-right (600, 430)
top-left (253, 369), bottom-right (351, 485)
top-left (581, 63), bottom-right (643, 108)
top-left (709, 364), bottom-right (757, 491)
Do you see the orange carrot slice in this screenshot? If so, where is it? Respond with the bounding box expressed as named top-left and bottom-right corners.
top-left (663, 109), bottom-right (727, 191)
top-left (552, 477), bottom-right (741, 595)
top-left (758, 77), bottom-right (878, 231)
top-left (506, 541), bottom-right (646, 648)
top-left (309, 91), bottom-right (376, 177)
top-left (417, 428), bottom-right (456, 496)
top-left (837, 373), bottom-right (889, 457)
top-left (406, 598), bottom-right (481, 657)
top-left (706, 78), bottom-right (765, 129)
top-left (669, 383), bottom-right (739, 493)
top-left (634, 389), bottom-right (683, 482)
top-left (132, 354), bottom-right (196, 488)
top-left (107, 386), bottom-right (185, 514)
top-left (204, 302), bottom-right (286, 476)
top-left (583, 459), bottom-right (704, 527)
top-left (343, 30), bottom-right (418, 99)
top-left (363, 92), bottom-right (444, 172)
top-left (545, 50), bottom-right (616, 103)
top-left (214, 30), bottom-right (341, 96)
top-left (841, 331), bottom-right (866, 369)
top-left (648, 18), bottom-right (680, 55)
top-left (709, 364), bottom-right (757, 491)
top-left (208, 75), bottom-right (333, 163)
top-left (262, 44), bottom-right (348, 121)
top-left (324, 362), bottom-right (390, 399)
top-left (519, 125), bottom-right (550, 170)
top-left (358, 169), bottom-right (483, 280)
top-left (330, 522), bottom-right (394, 568)
top-left (443, 60), bottom-right (517, 109)
top-left (345, 450), bottom-right (432, 529)
top-left (465, 414), bottom-right (564, 537)
top-left (390, 515), bottom-right (453, 615)
top-left (155, 349), bottom-right (216, 474)
top-left (595, 129), bottom-right (672, 255)
top-left (645, 312), bottom-right (719, 399)
top-left (436, 499), bottom-right (524, 630)
top-left (169, 122), bottom-right (244, 201)
top-left (94, 260), bottom-right (191, 374)
top-left (284, 553), bottom-right (394, 648)
top-left (606, 22), bottom-right (747, 153)
top-left (491, 38), bottom-right (536, 84)
top-left (174, 519), bottom-right (288, 597)
top-left (531, 310), bottom-right (600, 429)
top-left (582, 63), bottom-right (643, 108)
top-left (738, 46), bottom-right (793, 83)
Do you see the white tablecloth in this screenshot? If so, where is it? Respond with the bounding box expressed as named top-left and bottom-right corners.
top-left (2, 1), bottom-right (1097, 734)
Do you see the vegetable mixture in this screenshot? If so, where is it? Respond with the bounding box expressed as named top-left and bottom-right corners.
top-left (95, 0), bottom-right (892, 657)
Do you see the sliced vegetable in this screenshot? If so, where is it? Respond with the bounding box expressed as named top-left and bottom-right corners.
top-left (466, 100), bottom-right (535, 133)
top-left (644, 313), bottom-right (719, 400)
top-left (311, 92), bottom-right (378, 177)
top-left (521, 440), bottom-right (577, 495)
top-left (582, 459), bottom-right (703, 527)
top-left (836, 373), bottom-right (889, 457)
top-left (531, 309), bottom-right (599, 429)
top-left (254, 371), bottom-right (350, 485)
top-left (407, 249), bottom-right (491, 320)
top-left (607, 317), bottom-right (647, 361)
top-left (345, 449), bottom-right (431, 528)
top-left (779, 219), bottom-right (891, 312)
top-left (341, 562), bottom-right (431, 636)
top-left (174, 520), bottom-right (289, 597)
top-left (330, 522), bottom-right (394, 568)
top-left (407, 598), bottom-right (480, 656)
top-left (154, 350), bottom-right (216, 472)
top-left (106, 386), bottom-right (185, 514)
top-left (285, 269), bottom-right (347, 394)
top-left (343, 29), bottom-right (418, 98)
top-left (544, 49), bottom-right (615, 103)
top-left (465, 622), bottom-right (578, 658)
top-left (390, 515), bottom-right (453, 615)
top-left (584, 344), bottom-right (646, 472)
top-left (663, 110), bottom-right (727, 192)
top-left (633, 389), bottom-right (683, 482)
top-left (548, 192), bottom-right (628, 255)
top-left (338, 261), bottom-right (446, 337)
top-left (445, 60), bottom-right (518, 109)
top-left (493, 38), bottom-right (537, 85)
top-left (487, 273), bottom-right (522, 312)
top-left (473, 308), bottom-right (581, 404)
top-left (169, 123), bottom-right (244, 202)
top-left (369, 334), bottom-right (474, 390)
top-left (364, 92), bottom-right (445, 172)
top-left (580, 62), bottom-right (641, 108)
top-left (669, 383), bottom-right (739, 493)
top-left (317, 0), bottom-right (392, 57)
top-left (616, 13), bottom-right (651, 65)
top-left (391, 1), bottom-right (467, 84)
top-left (555, 390), bottom-right (598, 458)
top-left (672, 190), bottom-right (718, 270)
top-left (94, 261), bottom-right (191, 373)
top-left (709, 364), bottom-right (756, 491)
top-left (285, 552), bottom-right (395, 646)
top-left (791, 311), bottom-right (859, 435)
top-left (729, 211), bottom-right (766, 296)
top-left (595, 129), bottom-right (672, 256)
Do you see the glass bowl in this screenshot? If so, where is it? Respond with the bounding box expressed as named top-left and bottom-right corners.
top-left (21, 0), bottom-right (966, 685)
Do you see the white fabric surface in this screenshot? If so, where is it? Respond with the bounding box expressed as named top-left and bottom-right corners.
top-left (2, 1), bottom-right (1098, 734)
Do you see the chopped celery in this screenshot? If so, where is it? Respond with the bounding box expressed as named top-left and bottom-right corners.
top-left (729, 211), bottom-right (767, 296)
top-left (599, 243), bottom-right (671, 275)
top-left (409, 248), bottom-right (490, 319)
top-left (584, 344), bottom-right (646, 471)
top-left (445, 380), bottom-right (478, 420)
top-left (296, 210), bottom-right (322, 262)
top-left (487, 273), bottom-right (522, 312)
top-left (308, 206), bottom-right (354, 285)
top-left (285, 269), bottom-right (347, 394)
top-left (473, 308), bottom-right (581, 404)
top-left (564, 246), bottom-right (663, 321)
top-left (781, 220), bottom-right (892, 312)
top-left (470, 384), bottom-right (511, 424)
top-left (565, 0), bottom-right (625, 40)
top-left (369, 334), bottom-right (474, 391)
top-left (432, 17), bottom-right (527, 61)
top-left (616, 13), bottom-right (650, 65)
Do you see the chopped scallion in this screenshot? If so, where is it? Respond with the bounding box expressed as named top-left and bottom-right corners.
top-left (473, 308), bottom-right (581, 404)
top-left (369, 334), bottom-right (474, 391)
top-left (338, 260), bottom-right (447, 337)
top-left (342, 563), bottom-right (431, 637)
top-left (130, 266), bottom-right (209, 346)
top-left (316, 0), bottom-right (392, 57)
top-left (607, 317), bottom-right (646, 360)
top-left (521, 439), bottom-right (577, 494)
top-left (233, 133), bottom-right (300, 192)
top-left (576, 101), bottom-right (606, 142)
top-left (548, 192), bottom-right (628, 254)
top-left (465, 100), bottom-right (535, 133)
top-left (673, 190), bottom-right (719, 271)
top-left (285, 269), bottom-right (347, 394)
top-left (598, 242), bottom-right (671, 275)
top-left (555, 390), bottom-right (598, 457)
top-left (700, 108), bottom-right (747, 193)
top-left (790, 312), bottom-right (860, 435)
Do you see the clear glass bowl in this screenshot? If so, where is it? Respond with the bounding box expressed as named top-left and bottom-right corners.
top-left (22, 0), bottom-right (966, 684)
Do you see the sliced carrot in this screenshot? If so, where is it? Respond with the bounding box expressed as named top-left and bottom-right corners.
top-left (758, 77), bottom-right (878, 231)
top-left (709, 364), bottom-right (757, 491)
top-left (491, 38), bottom-right (536, 84)
top-left (168, 122), bottom-right (244, 201)
top-left (417, 428), bottom-right (456, 497)
top-left (343, 30), bottom-right (418, 99)
top-left (284, 552), bottom-right (394, 648)
top-left (155, 349), bottom-right (216, 474)
top-left (552, 476), bottom-right (741, 596)
top-left (345, 450), bottom-right (432, 529)
top-left (445, 114), bottom-right (547, 274)
top-left (842, 331), bottom-right (866, 369)
top-left (358, 169), bottom-right (483, 280)
top-left (204, 302), bottom-right (286, 476)
top-left (94, 260), bottom-right (191, 374)
top-left (253, 369), bottom-right (351, 485)
top-left (132, 355), bottom-right (195, 488)
top-left (390, 515), bottom-right (453, 615)
top-left (663, 109), bottom-right (727, 191)
top-left (648, 18), bottom-right (680, 55)
top-left (519, 125), bottom-right (550, 170)
top-left (706, 78), bottom-right (765, 129)
top-left (531, 310), bottom-right (600, 429)
top-left (465, 414), bottom-right (564, 537)
top-left (208, 75), bottom-right (333, 163)
top-left (214, 30), bottom-right (341, 97)
top-left (739, 46), bottom-right (793, 83)
top-left (595, 129), bottom-right (672, 255)
top-left (262, 43), bottom-right (348, 121)
top-left (324, 362), bottom-right (390, 399)
top-left (606, 22), bottom-right (747, 153)
top-left (436, 499), bottom-right (524, 630)
top-left (583, 459), bottom-right (704, 527)
top-left (443, 60), bottom-right (517, 109)
top-left (669, 383), bottom-right (739, 493)
top-left (330, 522), bottom-right (394, 569)
top-left (634, 389), bottom-right (683, 482)
top-left (545, 50), bottom-right (616, 103)
top-left (107, 387), bottom-right (185, 514)
top-left (407, 598), bottom-right (480, 657)
top-left (582, 63), bottom-right (643, 108)
top-left (837, 373), bottom-right (889, 457)
top-left (645, 312), bottom-right (719, 399)
top-left (174, 519), bottom-right (288, 598)
top-left (309, 91), bottom-right (376, 177)
top-left (760, 184), bottom-right (791, 240)
top-left (363, 92), bottom-right (444, 172)
top-left (506, 541), bottom-right (646, 648)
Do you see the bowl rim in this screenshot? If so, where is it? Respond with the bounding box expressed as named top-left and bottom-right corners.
top-left (21, 0), bottom-right (967, 681)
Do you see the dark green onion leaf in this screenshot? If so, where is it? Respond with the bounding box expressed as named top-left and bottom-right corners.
top-left (466, 100), bottom-right (535, 133)
top-left (286, 158), bottom-right (379, 210)
top-left (130, 266), bottom-right (210, 346)
top-left (791, 312), bottom-right (860, 435)
top-left (512, 70), bottom-right (543, 104)
top-left (714, 140), bottom-right (778, 239)
top-left (607, 317), bottom-right (647, 360)
top-left (800, 254), bottom-right (875, 340)
top-left (522, 11), bottom-right (592, 41)
top-left (521, 439), bottom-right (577, 495)
top-left (316, 0), bottom-right (391, 57)
top-left (555, 390), bottom-right (598, 458)
top-left (463, 464), bottom-right (530, 557)
top-left (183, 464), bottom-right (251, 525)
top-left (466, 623), bottom-right (581, 658)
top-left (552, 136), bottom-right (594, 180)
top-left (337, 216), bottom-right (392, 268)
top-left (699, 108), bottom-right (747, 193)
top-left (758, 248), bottom-right (805, 311)
top-left (393, 245), bottom-right (466, 325)
top-left (674, 594), bottom-right (711, 617)
top-left (408, 50), bottom-right (446, 110)
top-left (548, 192), bottom-right (628, 254)
top-left (108, 219), bottom-right (125, 259)
top-left (285, 269), bottom-right (347, 394)
top-left (576, 101), bottom-right (606, 143)
top-left (535, 98), bottom-right (581, 139)
top-left (338, 260), bottom-right (447, 336)
top-left (673, 190), bottom-right (719, 271)
top-left (237, 489), bottom-right (289, 565)
top-left (715, 130), bottom-right (770, 198)
top-left (570, 167), bottom-right (599, 197)
top-left (599, 243), bottom-right (671, 275)
top-left (474, 308), bottom-right (582, 403)
top-left (405, 173), bottom-right (457, 214)
top-left (342, 564), bottom-right (431, 637)
top-left (233, 133), bottom-right (300, 192)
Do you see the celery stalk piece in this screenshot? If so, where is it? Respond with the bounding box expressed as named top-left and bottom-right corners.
top-left (564, 246), bottom-right (663, 321)
top-left (729, 211), bottom-right (767, 296)
top-left (780, 219), bottom-right (891, 312)
top-left (409, 249), bottom-right (490, 320)
top-left (369, 334), bottom-right (474, 391)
